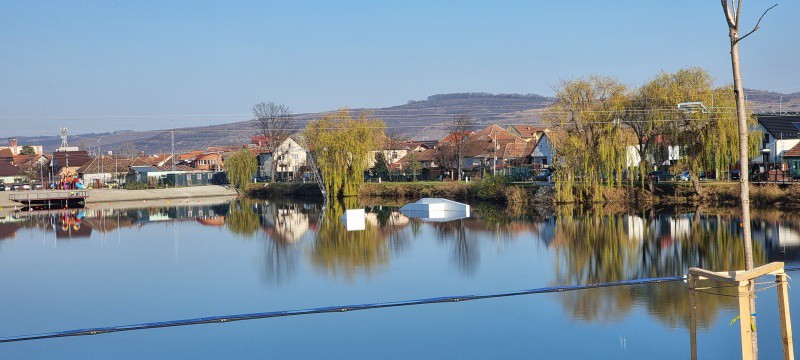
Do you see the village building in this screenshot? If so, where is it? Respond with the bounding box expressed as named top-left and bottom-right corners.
top-left (0, 161), bottom-right (28, 185)
top-left (756, 114), bottom-right (800, 165)
top-left (192, 153), bottom-right (224, 171)
top-left (254, 135), bottom-right (308, 181)
top-left (461, 125), bottom-right (529, 170)
top-left (76, 156), bottom-right (151, 187)
top-left (127, 164), bottom-right (218, 187)
top-left (52, 150), bottom-right (92, 178)
top-left (528, 132), bottom-right (555, 166)
top-left (0, 137), bottom-right (43, 156)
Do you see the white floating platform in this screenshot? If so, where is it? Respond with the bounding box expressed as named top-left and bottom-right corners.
top-left (340, 208), bottom-right (366, 231)
top-left (399, 198), bottom-right (470, 222)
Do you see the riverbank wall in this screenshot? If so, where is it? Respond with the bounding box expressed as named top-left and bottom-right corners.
top-left (0, 185), bottom-right (237, 209)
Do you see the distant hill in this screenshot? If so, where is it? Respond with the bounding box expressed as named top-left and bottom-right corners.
top-left (10, 89), bottom-right (798, 155)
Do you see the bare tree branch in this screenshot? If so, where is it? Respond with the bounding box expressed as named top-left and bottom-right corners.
top-left (252, 102), bottom-right (295, 182)
top-left (734, 3), bottom-right (779, 44)
top-left (735, 0), bottom-right (743, 28)
top-left (721, 0), bottom-right (736, 29)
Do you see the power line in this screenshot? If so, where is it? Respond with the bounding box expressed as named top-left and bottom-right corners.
top-left (0, 274), bottom-right (687, 344)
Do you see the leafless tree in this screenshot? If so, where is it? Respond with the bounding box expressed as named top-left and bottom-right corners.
top-left (433, 142), bottom-right (457, 180)
top-left (252, 102), bottom-right (294, 182)
top-left (719, 1), bottom-right (778, 357)
top-left (447, 114), bottom-right (475, 181)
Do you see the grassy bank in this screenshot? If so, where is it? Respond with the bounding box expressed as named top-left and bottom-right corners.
top-left (359, 177), bottom-right (534, 206)
top-left (244, 179), bottom-right (800, 210)
top-left (246, 182), bottom-right (324, 199)
top-left (246, 178), bottom-right (535, 206)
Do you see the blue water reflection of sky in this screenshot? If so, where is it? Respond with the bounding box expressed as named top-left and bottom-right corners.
top-left (0, 201), bottom-right (798, 359)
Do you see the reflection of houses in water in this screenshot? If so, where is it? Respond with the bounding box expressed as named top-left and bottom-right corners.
top-left (626, 215), bottom-right (645, 243)
top-left (196, 216), bottom-right (226, 227)
top-left (366, 211), bottom-right (409, 227)
top-left (752, 218), bottom-right (800, 264)
top-left (0, 222), bottom-right (20, 240)
top-left (12, 203), bottom-right (232, 237)
top-left (257, 202), bottom-right (311, 243)
top-left (669, 216), bottom-right (691, 239)
top-left (55, 212), bottom-right (91, 239)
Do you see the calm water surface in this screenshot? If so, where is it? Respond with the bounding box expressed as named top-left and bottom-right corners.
top-left (1, 199), bottom-right (799, 359)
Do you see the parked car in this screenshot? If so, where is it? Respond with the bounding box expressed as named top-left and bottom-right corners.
top-left (535, 169), bottom-right (553, 182)
top-left (0, 184), bottom-right (5, 191)
top-left (678, 170), bottom-right (691, 181)
top-left (648, 170), bottom-right (672, 182)
top-left (22, 184), bottom-right (31, 190)
top-left (33, 183), bottom-right (43, 190)
top-left (731, 169), bottom-right (740, 180)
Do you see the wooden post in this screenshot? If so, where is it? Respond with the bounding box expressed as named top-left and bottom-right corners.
top-left (738, 282), bottom-right (755, 360)
top-left (777, 273), bottom-right (795, 360)
top-left (689, 274), bottom-right (699, 360)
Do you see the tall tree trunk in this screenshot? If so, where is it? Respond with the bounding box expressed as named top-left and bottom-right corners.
top-left (729, 20), bottom-right (758, 358)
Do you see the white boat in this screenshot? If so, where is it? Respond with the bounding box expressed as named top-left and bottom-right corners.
top-left (399, 198), bottom-right (470, 222)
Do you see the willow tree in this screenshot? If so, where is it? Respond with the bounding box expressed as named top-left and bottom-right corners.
top-left (545, 76), bottom-right (630, 203)
top-left (622, 79), bottom-right (674, 190)
top-left (305, 109), bottom-right (386, 198)
top-left (225, 149), bottom-right (257, 195)
top-left (643, 68), bottom-right (760, 195)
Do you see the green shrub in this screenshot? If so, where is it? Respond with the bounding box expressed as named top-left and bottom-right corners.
top-left (475, 175), bottom-right (508, 201)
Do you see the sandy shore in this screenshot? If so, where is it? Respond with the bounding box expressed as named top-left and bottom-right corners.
top-left (0, 185), bottom-right (238, 210)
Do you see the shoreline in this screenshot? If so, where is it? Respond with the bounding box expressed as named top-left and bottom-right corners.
top-left (1, 185), bottom-right (237, 212)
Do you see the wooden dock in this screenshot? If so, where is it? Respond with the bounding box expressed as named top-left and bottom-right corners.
top-left (7, 190), bottom-right (88, 209)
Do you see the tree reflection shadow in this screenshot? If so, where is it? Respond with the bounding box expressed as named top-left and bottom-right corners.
top-left (226, 199), bottom-right (259, 237)
top-left (552, 205), bottom-right (764, 330)
top-left (309, 198), bottom-right (390, 280)
top-left (432, 219), bottom-right (479, 275)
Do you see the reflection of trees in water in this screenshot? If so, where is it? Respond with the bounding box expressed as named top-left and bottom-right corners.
top-left (553, 206), bottom-right (765, 330)
top-left (368, 206), bottom-right (411, 254)
top-left (309, 199), bottom-right (390, 280)
top-left (433, 219), bottom-right (479, 275)
top-left (261, 236), bottom-right (301, 285)
top-left (226, 199), bottom-right (259, 237)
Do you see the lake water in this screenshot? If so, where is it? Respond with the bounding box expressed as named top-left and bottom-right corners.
top-left (0, 198), bottom-right (799, 359)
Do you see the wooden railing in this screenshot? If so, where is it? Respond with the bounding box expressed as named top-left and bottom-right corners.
top-left (8, 190), bottom-right (89, 202)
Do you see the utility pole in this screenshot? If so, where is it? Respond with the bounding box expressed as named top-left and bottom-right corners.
top-left (171, 130), bottom-right (176, 171)
top-left (492, 130), bottom-right (497, 176)
top-left (720, 2), bottom-right (778, 358)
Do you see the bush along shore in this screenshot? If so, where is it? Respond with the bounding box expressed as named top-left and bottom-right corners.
top-left (246, 177), bottom-right (538, 207)
top-left (246, 179), bottom-right (800, 210)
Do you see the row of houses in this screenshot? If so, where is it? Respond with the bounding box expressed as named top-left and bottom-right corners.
top-left (4, 114), bottom-right (800, 187)
top-left (0, 132), bottom-right (311, 188)
top-left (374, 114), bottom-right (800, 181)
top-left (374, 124), bottom-right (555, 180)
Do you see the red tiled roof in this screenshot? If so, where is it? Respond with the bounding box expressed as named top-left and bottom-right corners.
top-left (462, 125), bottom-right (525, 158)
top-left (76, 157), bottom-right (150, 174)
top-left (53, 151), bottom-right (92, 168)
top-left (508, 125), bottom-right (546, 139)
top-left (786, 142), bottom-right (800, 158)
top-left (0, 160), bottom-right (23, 177)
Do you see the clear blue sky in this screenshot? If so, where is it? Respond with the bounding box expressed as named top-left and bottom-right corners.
top-left (1, 0), bottom-right (798, 136)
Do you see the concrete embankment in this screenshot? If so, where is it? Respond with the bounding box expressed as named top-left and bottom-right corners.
top-left (0, 185), bottom-right (238, 209)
